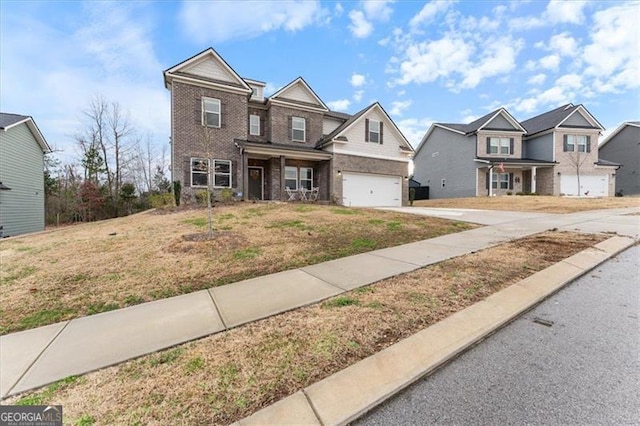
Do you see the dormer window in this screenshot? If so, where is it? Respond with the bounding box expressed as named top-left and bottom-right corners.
top-left (488, 137), bottom-right (513, 155)
top-left (292, 117), bottom-right (305, 142)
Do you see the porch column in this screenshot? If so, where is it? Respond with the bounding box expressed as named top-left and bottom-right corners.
top-left (531, 166), bottom-right (537, 193)
top-left (488, 167), bottom-right (493, 197)
top-left (280, 156), bottom-right (286, 201)
top-left (242, 151), bottom-right (249, 201)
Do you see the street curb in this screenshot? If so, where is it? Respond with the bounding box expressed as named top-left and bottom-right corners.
top-left (234, 235), bottom-right (636, 426)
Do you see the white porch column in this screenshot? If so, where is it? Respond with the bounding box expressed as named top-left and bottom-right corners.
top-left (488, 167), bottom-right (493, 197)
top-left (531, 166), bottom-right (537, 193)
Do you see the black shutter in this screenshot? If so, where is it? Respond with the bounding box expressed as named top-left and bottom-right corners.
top-left (195, 98), bottom-right (202, 125)
top-left (486, 172), bottom-right (489, 190)
top-left (220, 102), bottom-right (226, 128)
top-left (586, 136), bottom-right (591, 153)
top-left (486, 137), bottom-right (491, 154)
top-left (509, 138), bottom-right (514, 155)
top-left (288, 116), bottom-right (292, 140)
top-left (304, 118), bottom-right (308, 143)
top-left (365, 118), bottom-right (370, 142)
top-left (184, 157), bottom-right (191, 187)
top-left (380, 122), bottom-right (384, 144)
top-left (563, 135), bottom-right (568, 152)
top-left (509, 173), bottom-right (514, 190)
top-left (232, 160), bottom-right (237, 188)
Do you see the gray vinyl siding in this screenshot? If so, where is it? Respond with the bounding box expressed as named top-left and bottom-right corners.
top-left (485, 114), bottom-right (517, 130)
top-left (413, 127), bottom-right (477, 199)
top-left (524, 133), bottom-right (554, 161)
top-left (0, 123), bottom-right (46, 236)
top-left (561, 112), bottom-right (592, 127)
top-left (599, 126), bottom-right (640, 195)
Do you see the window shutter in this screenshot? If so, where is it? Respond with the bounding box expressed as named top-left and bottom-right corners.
top-left (365, 118), bottom-right (370, 142)
top-left (195, 98), bottom-right (202, 125)
top-left (486, 137), bottom-right (491, 154)
top-left (221, 102), bottom-right (227, 128)
top-left (380, 122), bottom-right (384, 144)
top-left (586, 136), bottom-right (591, 153)
top-left (185, 157), bottom-right (192, 187)
top-left (563, 135), bottom-right (568, 152)
top-left (509, 173), bottom-right (514, 190)
top-left (304, 118), bottom-right (308, 143)
top-left (486, 172), bottom-right (489, 190)
top-left (509, 138), bottom-right (514, 155)
top-left (232, 160), bottom-right (237, 188)
top-left (288, 116), bottom-right (292, 140)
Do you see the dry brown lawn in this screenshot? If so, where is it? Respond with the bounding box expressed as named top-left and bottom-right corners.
top-left (413, 195), bottom-right (639, 213)
top-left (6, 231), bottom-right (606, 425)
top-left (0, 203), bottom-right (476, 334)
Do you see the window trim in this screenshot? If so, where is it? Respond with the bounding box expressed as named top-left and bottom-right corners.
top-left (285, 166), bottom-right (299, 190)
top-left (368, 119), bottom-right (381, 144)
top-left (488, 137), bottom-right (511, 155)
top-left (191, 157), bottom-right (209, 188)
top-left (292, 117), bottom-right (306, 142)
top-left (249, 114), bottom-right (260, 136)
top-left (576, 135), bottom-right (587, 152)
top-left (491, 172), bottom-right (510, 190)
top-left (203, 97), bottom-right (221, 128)
top-left (213, 159), bottom-right (232, 188)
top-left (299, 167), bottom-right (313, 190)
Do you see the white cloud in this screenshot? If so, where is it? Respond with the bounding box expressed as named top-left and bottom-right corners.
top-left (389, 100), bottom-right (412, 116)
top-left (353, 90), bottom-right (364, 102)
top-left (409, 1), bottom-right (454, 29)
top-left (556, 73), bottom-right (582, 90)
top-left (548, 32), bottom-right (578, 56)
top-left (396, 117), bottom-right (434, 148)
top-left (335, 3), bottom-right (344, 16)
top-left (327, 99), bottom-right (351, 111)
top-left (528, 74), bottom-right (547, 85)
top-left (264, 82), bottom-right (279, 97)
top-left (348, 9), bottom-right (373, 38)
top-left (539, 54), bottom-right (560, 71)
top-left (546, 0), bottom-right (587, 24)
top-left (362, 0), bottom-right (394, 21)
top-left (459, 37), bottom-right (523, 89)
top-left (179, 0), bottom-right (325, 43)
top-left (583, 3), bottom-right (640, 91)
top-left (350, 73), bottom-right (367, 87)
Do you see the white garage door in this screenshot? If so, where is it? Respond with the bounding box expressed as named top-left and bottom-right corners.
top-left (342, 172), bottom-right (402, 207)
top-left (561, 175), bottom-right (609, 196)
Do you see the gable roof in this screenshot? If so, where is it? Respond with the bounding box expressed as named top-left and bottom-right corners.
top-left (0, 113), bottom-right (51, 152)
top-left (163, 47), bottom-right (252, 93)
top-left (316, 102), bottom-right (414, 152)
top-left (521, 103), bottom-right (604, 136)
top-left (268, 77), bottom-right (328, 112)
top-left (599, 121), bottom-right (640, 148)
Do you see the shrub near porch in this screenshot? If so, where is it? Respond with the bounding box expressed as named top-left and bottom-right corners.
top-left (0, 203), bottom-right (477, 334)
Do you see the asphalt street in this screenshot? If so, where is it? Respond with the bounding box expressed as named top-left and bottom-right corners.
top-left (355, 245), bottom-right (640, 426)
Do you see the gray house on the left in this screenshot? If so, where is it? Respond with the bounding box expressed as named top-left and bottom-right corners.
top-left (0, 113), bottom-right (51, 237)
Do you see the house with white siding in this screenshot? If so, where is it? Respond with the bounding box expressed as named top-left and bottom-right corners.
top-left (0, 113), bottom-right (51, 237)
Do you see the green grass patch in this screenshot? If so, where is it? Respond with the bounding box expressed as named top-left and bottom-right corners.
top-left (16, 246), bottom-right (34, 252)
top-left (266, 219), bottom-right (309, 230)
top-left (87, 301), bottom-right (120, 315)
top-left (354, 286), bottom-right (374, 294)
top-left (75, 414), bottom-right (96, 426)
top-left (16, 376), bottom-right (82, 406)
top-left (218, 213), bottom-right (235, 220)
top-left (350, 238), bottom-right (377, 251)
top-left (331, 208), bottom-right (359, 215)
top-left (123, 294), bottom-right (144, 305)
top-left (3, 266), bottom-right (37, 284)
top-left (242, 207), bottom-right (268, 218)
top-left (295, 205), bottom-right (317, 213)
top-left (232, 247), bottom-right (262, 260)
top-left (322, 296), bottom-right (359, 308)
top-left (185, 357), bottom-right (205, 375)
top-left (386, 221), bottom-right (402, 231)
top-left (366, 301), bottom-right (384, 309)
top-left (368, 219), bottom-right (385, 225)
top-left (19, 307), bottom-right (74, 330)
top-left (182, 217), bottom-right (208, 228)
top-left (150, 348), bottom-right (183, 367)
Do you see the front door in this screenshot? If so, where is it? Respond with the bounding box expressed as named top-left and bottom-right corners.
top-left (248, 167), bottom-right (263, 200)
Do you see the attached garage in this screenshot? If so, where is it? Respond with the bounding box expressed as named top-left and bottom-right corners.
top-left (560, 174), bottom-right (609, 196)
top-left (341, 172), bottom-right (402, 207)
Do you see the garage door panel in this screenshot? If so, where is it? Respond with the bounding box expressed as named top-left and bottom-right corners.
top-left (561, 175), bottom-right (608, 196)
top-left (342, 173), bottom-right (402, 207)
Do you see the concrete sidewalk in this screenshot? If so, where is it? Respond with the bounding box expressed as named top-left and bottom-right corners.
top-left (1, 207), bottom-right (638, 400)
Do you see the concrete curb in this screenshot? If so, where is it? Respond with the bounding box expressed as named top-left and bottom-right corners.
top-left (234, 235), bottom-right (636, 426)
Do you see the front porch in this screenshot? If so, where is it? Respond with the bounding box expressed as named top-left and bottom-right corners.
top-left (238, 140), bottom-right (332, 202)
top-left (475, 158), bottom-right (556, 196)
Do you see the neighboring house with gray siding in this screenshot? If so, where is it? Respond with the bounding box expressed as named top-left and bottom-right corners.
top-left (164, 48), bottom-right (414, 207)
top-left (0, 113), bottom-right (51, 237)
top-left (598, 121), bottom-right (639, 195)
top-left (413, 104), bottom-right (618, 198)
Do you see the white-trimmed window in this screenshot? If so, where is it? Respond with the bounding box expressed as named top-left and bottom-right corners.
top-left (491, 173), bottom-right (511, 189)
top-left (250, 115), bottom-right (260, 136)
top-left (576, 135), bottom-right (587, 152)
top-left (292, 117), bottom-right (305, 142)
top-left (368, 119), bottom-right (381, 143)
top-left (191, 158), bottom-right (209, 187)
top-left (203, 98), bottom-right (221, 128)
top-left (285, 166), bottom-right (298, 190)
top-left (565, 135), bottom-right (575, 152)
top-left (488, 137), bottom-right (511, 155)
top-left (213, 159), bottom-right (231, 188)
top-left (300, 167), bottom-right (313, 190)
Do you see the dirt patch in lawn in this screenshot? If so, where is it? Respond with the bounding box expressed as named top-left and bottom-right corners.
top-left (413, 195), bottom-right (639, 213)
top-left (0, 203), bottom-right (476, 334)
top-left (6, 231), bottom-right (607, 425)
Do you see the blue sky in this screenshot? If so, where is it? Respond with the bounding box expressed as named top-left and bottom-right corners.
top-left (1, 0), bottom-right (638, 164)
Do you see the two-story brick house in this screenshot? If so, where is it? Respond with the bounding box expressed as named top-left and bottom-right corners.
top-left (412, 104), bottom-right (618, 198)
top-left (164, 48), bottom-right (414, 207)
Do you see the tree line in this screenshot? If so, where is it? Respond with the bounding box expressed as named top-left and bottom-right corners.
top-left (44, 96), bottom-right (174, 225)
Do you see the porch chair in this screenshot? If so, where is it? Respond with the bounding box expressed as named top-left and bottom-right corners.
top-left (285, 187), bottom-right (297, 201)
top-left (310, 187), bottom-right (319, 202)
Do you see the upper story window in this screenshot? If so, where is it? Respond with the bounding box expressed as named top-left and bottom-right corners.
top-left (488, 137), bottom-right (512, 155)
top-left (564, 134), bottom-right (590, 153)
top-left (366, 119), bottom-right (383, 144)
top-left (191, 158), bottom-right (209, 187)
top-left (292, 117), bottom-right (305, 142)
top-left (203, 98), bottom-right (221, 128)
top-left (214, 159), bottom-right (232, 188)
top-left (249, 115), bottom-right (260, 136)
